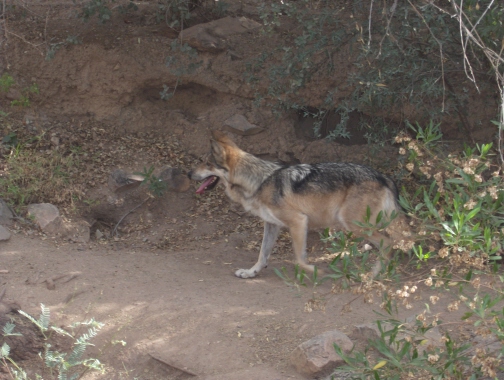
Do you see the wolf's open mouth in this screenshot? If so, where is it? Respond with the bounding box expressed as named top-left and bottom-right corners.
top-left (195, 176), bottom-right (219, 194)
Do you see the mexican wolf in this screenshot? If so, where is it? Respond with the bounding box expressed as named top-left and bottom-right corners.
top-left (189, 131), bottom-right (410, 279)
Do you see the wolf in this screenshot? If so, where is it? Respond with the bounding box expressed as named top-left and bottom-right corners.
top-left (189, 130), bottom-right (409, 279)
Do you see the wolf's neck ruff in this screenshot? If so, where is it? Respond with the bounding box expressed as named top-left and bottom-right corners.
top-left (230, 152), bottom-right (281, 196)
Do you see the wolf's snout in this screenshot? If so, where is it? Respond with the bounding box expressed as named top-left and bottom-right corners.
top-left (187, 171), bottom-right (193, 179)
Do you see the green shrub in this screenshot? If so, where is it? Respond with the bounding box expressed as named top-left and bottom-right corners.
top-left (1, 304), bottom-right (105, 379)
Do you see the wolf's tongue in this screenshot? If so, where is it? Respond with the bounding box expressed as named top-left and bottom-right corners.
top-left (196, 177), bottom-right (215, 194)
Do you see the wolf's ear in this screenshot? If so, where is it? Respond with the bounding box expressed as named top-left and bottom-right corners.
top-left (210, 138), bottom-right (227, 162)
top-left (211, 130), bottom-right (238, 147)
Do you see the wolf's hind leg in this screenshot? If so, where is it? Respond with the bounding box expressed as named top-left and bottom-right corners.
top-left (289, 215), bottom-right (315, 274)
top-left (235, 222), bottom-right (281, 279)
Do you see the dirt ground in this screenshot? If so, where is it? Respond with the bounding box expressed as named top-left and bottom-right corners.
top-left (1, 208), bottom-right (455, 380)
top-left (0, 1), bottom-right (489, 379)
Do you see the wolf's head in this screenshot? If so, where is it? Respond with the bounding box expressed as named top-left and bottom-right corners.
top-left (188, 131), bottom-right (243, 194)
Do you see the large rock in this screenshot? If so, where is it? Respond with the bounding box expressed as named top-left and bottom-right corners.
top-left (291, 330), bottom-right (353, 377)
top-left (223, 114), bottom-right (263, 136)
top-left (27, 203), bottom-right (90, 243)
top-left (0, 199), bottom-right (14, 225)
top-left (27, 203), bottom-right (62, 234)
top-left (179, 16), bottom-right (261, 53)
top-left (0, 225), bottom-right (11, 241)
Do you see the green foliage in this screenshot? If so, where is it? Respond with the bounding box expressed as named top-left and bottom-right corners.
top-left (10, 83), bottom-right (39, 108)
top-left (2, 132), bottom-right (18, 147)
top-left (156, 0), bottom-right (195, 30)
top-left (137, 165), bottom-right (167, 197)
top-left (44, 318), bottom-right (105, 380)
top-left (165, 40), bottom-right (202, 77)
top-left (0, 73), bottom-right (14, 93)
top-left (321, 230), bottom-right (375, 287)
top-left (397, 123), bottom-right (503, 266)
top-left (274, 264), bottom-right (319, 289)
top-left (2, 305), bottom-right (105, 379)
top-left (46, 36), bottom-right (81, 61)
top-left (18, 304), bottom-right (51, 339)
top-left (155, 0), bottom-right (229, 29)
top-left (80, 0), bottom-right (138, 23)
top-left (333, 316), bottom-right (468, 379)
top-left (247, 1), bottom-right (504, 143)
top-left (0, 75), bottom-right (39, 111)
top-left (163, 40), bottom-right (202, 99)
top-left (333, 282), bottom-right (504, 379)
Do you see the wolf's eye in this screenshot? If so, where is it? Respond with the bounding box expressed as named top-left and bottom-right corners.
top-left (215, 163), bottom-right (228, 171)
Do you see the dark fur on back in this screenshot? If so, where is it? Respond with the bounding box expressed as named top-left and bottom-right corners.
top-left (258, 162), bottom-right (399, 205)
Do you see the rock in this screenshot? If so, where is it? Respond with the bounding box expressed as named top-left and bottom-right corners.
top-left (179, 16), bottom-right (261, 53)
top-left (159, 167), bottom-right (191, 192)
top-left (0, 225), bottom-right (11, 241)
top-left (291, 330), bottom-right (353, 377)
top-left (223, 114), bottom-right (263, 136)
top-left (27, 203), bottom-right (91, 242)
top-left (95, 229), bottom-right (104, 240)
top-left (0, 199), bottom-right (14, 225)
top-left (27, 203), bottom-right (62, 234)
top-left (108, 169), bottom-right (141, 193)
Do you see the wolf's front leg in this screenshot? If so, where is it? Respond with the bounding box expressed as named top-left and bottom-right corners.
top-left (235, 222), bottom-right (281, 279)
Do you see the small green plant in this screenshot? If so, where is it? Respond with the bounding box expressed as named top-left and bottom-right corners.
top-left (274, 265), bottom-right (332, 312)
top-left (274, 264), bottom-right (319, 289)
top-left (321, 230), bottom-right (373, 288)
top-left (163, 40), bottom-right (202, 99)
top-left (160, 84), bottom-right (175, 101)
top-left (44, 318), bottom-right (105, 379)
top-left (165, 40), bottom-right (202, 76)
top-left (18, 304), bottom-right (51, 339)
top-left (137, 165), bottom-right (167, 197)
top-left (80, 0), bottom-right (138, 23)
top-left (1, 304), bottom-right (105, 379)
top-left (156, 0), bottom-right (195, 30)
top-left (0, 73), bottom-right (14, 93)
top-left (10, 83), bottom-right (39, 108)
top-left (46, 36), bottom-right (81, 61)
top-left (2, 132), bottom-right (18, 147)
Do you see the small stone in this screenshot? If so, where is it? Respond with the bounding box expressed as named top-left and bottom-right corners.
top-left (291, 330), bottom-right (353, 376)
top-left (223, 114), bottom-right (263, 136)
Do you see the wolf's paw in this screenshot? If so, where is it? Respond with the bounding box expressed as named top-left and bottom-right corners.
top-left (235, 268), bottom-right (258, 279)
